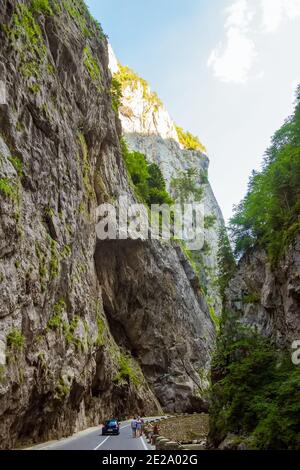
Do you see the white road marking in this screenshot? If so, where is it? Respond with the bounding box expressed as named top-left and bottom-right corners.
top-left (93, 423), bottom-right (131, 450)
top-left (140, 435), bottom-right (148, 450)
top-left (94, 436), bottom-right (110, 450)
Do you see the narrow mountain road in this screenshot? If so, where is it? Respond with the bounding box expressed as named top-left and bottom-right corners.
top-left (29, 421), bottom-right (153, 451)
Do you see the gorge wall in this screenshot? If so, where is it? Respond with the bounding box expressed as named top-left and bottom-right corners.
top-left (226, 235), bottom-right (300, 347)
top-left (0, 0), bottom-right (218, 449)
top-left (108, 46), bottom-right (225, 317)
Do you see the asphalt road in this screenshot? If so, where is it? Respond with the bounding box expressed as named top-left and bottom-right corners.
top-left (33, 421), bottom-right (152, 451)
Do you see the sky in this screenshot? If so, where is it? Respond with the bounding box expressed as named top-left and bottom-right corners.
top-left (86, 0), bottom-right (300, 222)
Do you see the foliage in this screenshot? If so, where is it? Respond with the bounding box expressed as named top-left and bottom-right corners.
top-left (31, 0), bottom-right (53, 15)
top-left (0, 178), bottom-right (18, 201)
top-left (121, 139), bottom-right (173, 206)
top-left (62, 0), bottom-right (90, 37)
top-left (47, 299), bottom-right (66, 330)
top-left (63, 316), bottom-right (83, 351)
top-left (110, 77), bottom-right (122, 113)
top-left (8, 156), bottom-right (23, 177)
top-left (210, 314), bottom-right (300, 449)
top-left (54, 377), bottom-right (70, 401)
top-left (49, 238), bottom-right (59, 279)
top-left (113, 353), bottom-right (141, 387)
top-left (204, 214), bottom-right (217, 230)
top-left (175, 125), bottom-right (207, 153)
top-left (230, 86), bottom-right (300, 263)
top-left (5, 2), bottom-right (49, 87)
top-left (7, 329), bottom-right (25, 351)
top-left (95, 314), bottom-right (106, 347)
top-left (83, 46), bottom-right (102, 91)
top-left (170, 168), bottom-right (204, 203)
top-left (208, 303), bottom-right (220, 333)
top-left (217, 227), bottom-right (236, 302)
top-left (114, 64), bottom-right (162, 111)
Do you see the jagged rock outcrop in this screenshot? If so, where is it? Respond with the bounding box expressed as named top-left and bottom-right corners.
top-left (0, 0), bottom-right (215, 448)
top-left (226, 235), bottom-right (300, 346)
top-left (108, 46), bottom-right (224, 315)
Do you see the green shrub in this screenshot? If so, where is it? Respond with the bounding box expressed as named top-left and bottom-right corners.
top-left (62, 0), bottom-right (90, 37)
top-left (210, 315), bottom-right (300, 449)
top-left (49, 238), bottom-right (59, 279)
top-left (121, 139), bottom-right (172, 207)
top-left (95, 314), bottom-right (105, 347)
top-left (114, 64), bottom-right (162, 111)
top-left (48, 299), bottom-right (66, 330)
top-left (31, 0), bottom-right (53, 15)
top-left (63, 315), bottom-right (83, 350)
top-left (7, 329), bottom-right (25, 351)
top-left (170, 168), bottom-right (204, 203)
top-left (8, 156), bottom-right (23, 177)
top-left (0, 178), bottom-right (18, 201)
top-left (204, 214), bottom-right (217, 229)
top-left (54, 377), bottom-right (70, 401)
top-left (83, 46), bottom-right (102, 91)
top-left (175, 125), bottom-right (207, 153)
top-left (113, 353), bottom-right (141, 387)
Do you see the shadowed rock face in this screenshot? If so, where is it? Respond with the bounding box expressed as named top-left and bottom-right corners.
top-left (0, 0), bottom-right (215, 448)
top-left (95, 238), bottom-right (215, 413)
top-left (226, 235), bottom-right (300, 346)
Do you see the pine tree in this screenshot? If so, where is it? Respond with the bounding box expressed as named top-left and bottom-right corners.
top-left (217, 227), bottom-right (236, 302)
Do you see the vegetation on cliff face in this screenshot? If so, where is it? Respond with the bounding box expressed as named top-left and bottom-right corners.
top-left (210, 314), bottom-right (300, 449)
top-left (211, 85), bottom-right (300, 450)
top-left (230, 86), bottom-right (300, 263)
top-left (175, 125), bottom-right (207, 154)
top-left (121, 139), bottom-right (173, 206)
top-left (114, 64), bottom-right (163, 111)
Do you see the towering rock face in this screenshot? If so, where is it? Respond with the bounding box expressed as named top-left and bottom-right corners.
top-left (108, 47), bottom-right (225, 316)
top-left (0, 0), bottom-right (215, 448)
top-left (226, 235), bottom-right (300, 347)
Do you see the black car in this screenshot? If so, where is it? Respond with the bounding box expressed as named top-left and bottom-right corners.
top-left (102, 419), bottom-right (120, 436)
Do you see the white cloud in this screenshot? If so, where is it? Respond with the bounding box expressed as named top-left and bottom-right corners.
top-left (207, 28), bottom-right (257, 83)
top-left (208, 0), bottom-right (300, 83)
top-left (207, 0), bottom-right (257, 83)
top-left (261, 0), bottom-right (300, 32)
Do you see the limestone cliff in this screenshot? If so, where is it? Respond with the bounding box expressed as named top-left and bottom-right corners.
top-left (108, 46), bottom-right (225, 316)
top-left (0, 0), bottom-right (215, 449)
top-left (226, 235), bottom-right (300, 347)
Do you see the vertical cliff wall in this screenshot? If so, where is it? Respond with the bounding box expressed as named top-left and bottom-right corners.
top-left (108, 46), bottom-right (225, 316)
top-left (0, 0), bottom-right (215, 449)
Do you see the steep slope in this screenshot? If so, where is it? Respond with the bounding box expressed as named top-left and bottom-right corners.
top-left (209, 87), bottom-right (300, 450)
top-left (0, 0), bottom-right (215, 449)
top-left (225, 236), bottom-right (300, 346)
top-left (108, 46), bottom-right (225, 317)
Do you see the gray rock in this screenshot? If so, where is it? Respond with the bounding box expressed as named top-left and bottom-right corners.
top-left (0, 0), bottom-right (216, 449)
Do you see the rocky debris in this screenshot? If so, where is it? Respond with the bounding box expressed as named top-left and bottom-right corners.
top-left (226, 235), bottom-right (300, 346)
top-left (0, 0), bottom-right (215, 448)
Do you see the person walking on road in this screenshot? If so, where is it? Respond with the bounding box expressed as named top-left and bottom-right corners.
top-left (136, 418), bottom-right (142, 437)
top-left (131, 417), bottom-right (137, 438)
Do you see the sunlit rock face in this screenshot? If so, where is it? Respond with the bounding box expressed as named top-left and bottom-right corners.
top-left (109, 46), bottom-right (225, 315)
top-left (0, 1), bottom-right (216, 448)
